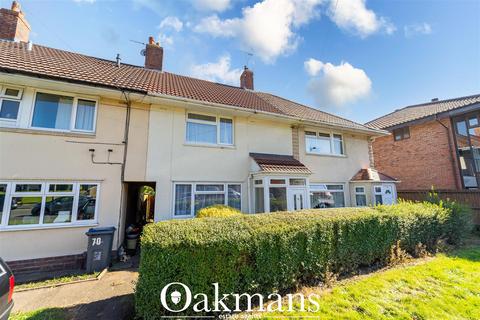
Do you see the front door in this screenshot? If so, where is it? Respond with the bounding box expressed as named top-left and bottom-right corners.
top-left (381, 184), bottom-right (394, 205)
top-left (288, 188), bottom-right (307, 211)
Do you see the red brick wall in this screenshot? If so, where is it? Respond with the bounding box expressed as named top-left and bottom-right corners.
top-left (7, 254), bottom-right (85, 275)
top-left (372, 118), bottom-right (462, 191)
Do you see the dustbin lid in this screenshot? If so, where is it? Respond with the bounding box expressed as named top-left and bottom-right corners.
top-left (86, 226), bottom-right (116, 236)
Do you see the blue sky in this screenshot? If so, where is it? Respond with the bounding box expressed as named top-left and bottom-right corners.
top-left (2, 0), bottom-right (479, 123)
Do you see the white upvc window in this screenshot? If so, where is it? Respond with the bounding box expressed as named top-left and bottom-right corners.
top-left (0, 85), bottom-right (23, 121)
top-left (30, 91), bottom-right (98, 133)
top-left (374, 185), bottom-right (383, 205)
top-left (355, 186), bottom-right (367, 207)
top-left (186, 112), bottom-right (233, 145)
top-left (305, 130), bottom-right (344, 155)
top-left (310, 184), bottom-right (345, 208)
top-left (0, 181), bottom-right (100, 230)
top-left (173, 182), bottom-right (241, 217)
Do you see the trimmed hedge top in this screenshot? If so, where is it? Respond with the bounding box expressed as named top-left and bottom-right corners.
top-left (136, 202), bottom-right (471, 318)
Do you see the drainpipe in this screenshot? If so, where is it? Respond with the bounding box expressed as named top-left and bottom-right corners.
top-left (435, 116), bottom-right (461, 190)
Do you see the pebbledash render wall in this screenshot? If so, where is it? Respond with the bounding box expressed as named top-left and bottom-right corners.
top-left (372, 118), bottom-right (461, 191)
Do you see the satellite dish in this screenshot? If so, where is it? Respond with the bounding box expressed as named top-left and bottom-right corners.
top-left (140, 49), bottom-right (146, 56)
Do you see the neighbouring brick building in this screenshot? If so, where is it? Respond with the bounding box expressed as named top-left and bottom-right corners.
top-left (366, 95), bottom-right (480, 191)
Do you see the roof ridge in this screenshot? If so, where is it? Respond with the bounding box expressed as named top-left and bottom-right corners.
top-left (255, 91), bottom-right (371, 129)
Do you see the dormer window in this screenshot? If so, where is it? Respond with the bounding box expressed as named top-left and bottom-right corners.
top-left (0, 86), bottom-right (23, 121)
top-left (186, 112), bottom-right (233, 145)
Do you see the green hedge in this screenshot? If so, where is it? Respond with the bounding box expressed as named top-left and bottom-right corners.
top-left (196, 205), bottom-right (242, 218)
top-left (135, 201), bottom-right (471, 318)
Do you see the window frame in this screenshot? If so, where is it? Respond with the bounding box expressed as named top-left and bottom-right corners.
top-left (0, 85), bottom-right (23, 122)
top-left (0, 181), bottom-right (100, 230)
top-left (354, 186), bottom-right (367, 207)
top-left (29, 89), bottom-right (98, 134)
top-left (393, 127), bottom-right (410, 141)
top-left (373, 185), bottom-right (383, 205)
top-left (173, 182), bottom-right (242, 217)
top-left (185, 112), bottom-right (234, 146)
top-left (305, 130), bottom-right (345, 156)
top-left (309, 183), bottom-right (346, 209)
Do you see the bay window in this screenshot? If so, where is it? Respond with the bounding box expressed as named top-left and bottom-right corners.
top-left (0, 181), bottom-right (99, 228)
top-left (305, 131), bottom-right (344, 155)
top-left (31, 92), bottom-right (97, 132)
top-left (174, 182), bottom-right (241, 216)
top-left (186, 113), bottom-right (233, 145)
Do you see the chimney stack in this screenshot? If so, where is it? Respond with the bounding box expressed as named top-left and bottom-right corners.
top-left (0, 1), bottom-right (30, 42)
top-left (240, 66), bottom-right (254, 90)
top-left (144, 36), bottom-right (163, 71)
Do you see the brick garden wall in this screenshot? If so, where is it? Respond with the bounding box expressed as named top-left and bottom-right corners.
top-left (372, 118), bottom-right (461, 191)
top-left (7, 254), bottom-right (86, 275)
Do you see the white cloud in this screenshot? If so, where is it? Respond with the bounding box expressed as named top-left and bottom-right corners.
top-left (193, 0), bottom-right (323, 63)
top-left (159, 16), bottom-right (183, 32)
top-left (404, 22), bottom-right (432, 38)
top-left (328, 0), bottom-right (395, 37)
top-left (306, 59), bottom-right (372, 108)
top-left (190, 55), bottom-right (243, 85)
top-left (304, 58), bottom-right (324, 76)
top-left (159, 34), bottom-right (174, 46)
top-left (192, 0), bottom-right (232, 12)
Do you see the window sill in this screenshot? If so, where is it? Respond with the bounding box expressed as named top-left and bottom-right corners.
top-left (0, 222), bottom-right (99, 232)
top-left (183, 142), bottom-right (236, 150)
top-left (0, 126), bottom-right (96, 138)
top-left (305, 152), bottom-right (347, 158)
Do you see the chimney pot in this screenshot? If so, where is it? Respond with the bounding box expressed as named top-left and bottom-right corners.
top-left (240, 66), bottom-right (254, 90)
top-left (144, 36), bottom-right (163, 71)
top-left (0, 1), bottom-right (31, 42)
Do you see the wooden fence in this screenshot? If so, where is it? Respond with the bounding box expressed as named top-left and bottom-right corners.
top-left (398, 190), bottom-right (480, 226)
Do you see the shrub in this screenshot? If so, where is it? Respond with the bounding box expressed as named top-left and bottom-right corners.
top-left (196, 205), bottom-right (242, 218)
top-left (135, 202), bottom-right (470, 318)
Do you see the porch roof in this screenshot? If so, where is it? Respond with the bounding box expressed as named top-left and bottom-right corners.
top-left (250, 153), bottom-right (312, 175)
top-left (351, 168), bottom-right (397, 182)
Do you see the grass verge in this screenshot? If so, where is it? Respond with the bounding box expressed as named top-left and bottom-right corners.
top-left (16, 271), bottom-right (100, 291)
top-left (9, 308), bottom-right (68, 320)
top-left (256, 246), bottom-right (480, 320)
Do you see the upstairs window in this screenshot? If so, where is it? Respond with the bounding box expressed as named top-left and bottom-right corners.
top-left (305, 131), bottom-right (344, 155)
top-left (31, 92), bottom-right (97, 132)
top-left (186, 113), bottom-right (233, 145)
top-left (0, 86), bottom-right (23, 121)
top-left (393, 127), bottom-right (410, 141)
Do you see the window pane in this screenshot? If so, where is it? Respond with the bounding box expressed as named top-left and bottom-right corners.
top-left (403, 127), bottom-right (410, 139)
top-left (469, 116), bottom-right (478, 127)
top-left (194, 193), bottom-right (225, 214)
top-left (255, 187), bottom-right (264, 213)
top-left (355, 187), bottom-right (365, 193)
top-left (269, 187), bottom-right (287, 212)
top-left (456, 120), bottom-right (468, 136)
top-left (175, 184), bottom-right (191, 216)
top-left (289, 178), bottom-right (306, 186)
top-left (254, 179), bottom-right (263, 185)
top-left (196, 184), bottom-right (224, 192)
top-left (327, 185), bottom-right (343, 190)
top-left (48, 184), bottom-right (74, 193)
top-left (306, 134), bottom-right (330, 154)
top-left (32, 93), bottom-right (73, 130)
top-left (375, 195), bottom-right (383, 205)
top-left (356, 194), bottom-right (367, 206)
top-left (333, 134), bottom-right (343, 154)
top-left (186, 122), bottom-right (217, 144)
top-left (305, 131), bottom-right (316, 136)
top-left (374, 186), bottom-right (382, 193)
top-left (8, 196), bottom-right (42, 225)
top-left (0, 100), bottom-right (20, 119)
top-left (15, 184), bottom-right (42, 192)
top-left (227, 184), bottom-right (241, 210)
top-left (75, 99), bottom-right (96, 131)
top-left (188, 113), bottom-right (216, 122)
top-left (4, 88), bottom-right (20, 97)
top-left (219, 118), bottom-right (233, 144)
top-left (270, 179), bottom-right (285, 185)
top-left (43, 196), bottom-right (73, 223)
top-left (310, 191), bottom-right (344, 208)
top-left (77, 184), bottom-right (97, 220)
top-left (0, 184), bottom-right (6, 223)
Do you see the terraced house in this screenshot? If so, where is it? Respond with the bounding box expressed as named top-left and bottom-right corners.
top-left (0, 1), bottom-right (397, 273)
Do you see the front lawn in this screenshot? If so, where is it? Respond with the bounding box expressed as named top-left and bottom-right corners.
top-left (258, 246), bottom-right (480, 319)
top-left (10, 308), bottom-right (67, 320)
